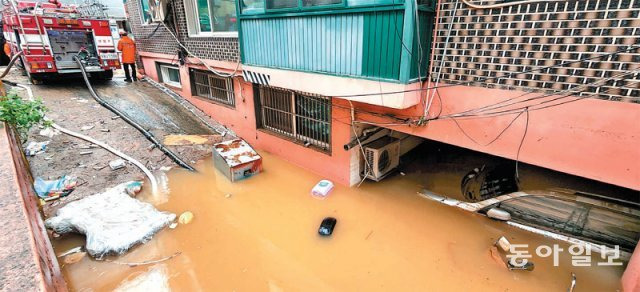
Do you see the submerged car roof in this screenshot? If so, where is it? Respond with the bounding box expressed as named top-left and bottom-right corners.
top-left (515, 189), bottom-right (640, 218)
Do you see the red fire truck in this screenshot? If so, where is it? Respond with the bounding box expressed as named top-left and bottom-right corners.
top-left (2, 0), bottom-right (120, 84)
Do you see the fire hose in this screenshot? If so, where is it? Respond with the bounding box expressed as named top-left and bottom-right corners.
top-left (72, 56), bottom-right (196, 172)
top-left (1, 77), bottom-right (160, 196)
top-left (0, 51), bottom-right (24, 78)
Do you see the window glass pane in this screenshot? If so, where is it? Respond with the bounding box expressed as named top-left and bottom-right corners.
top-left (211, 0), bottom-right (238, 32)
top-left (196, 0), bottom-right (212, 32)
top-left (500, 196), bottom-right (579, 231)
top-left (302, 0), bottom-right (341, 7)
top-left (140, 0), bottom-right (151, 22)
top-left (346, 0), bottom-right (392, 7)
top-left (583, 208), bottom-right (640, 251)
top-left (240, 0), bottom-right (264, 13)
top-left (266, 0), bottom-right (298, 9)
top-left (167, 67), bottom-right (180, 82)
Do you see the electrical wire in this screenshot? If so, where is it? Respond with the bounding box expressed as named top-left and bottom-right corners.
top-left (332, 45), bottom-right (640, 98)
top-left (347, 100), bottom-right (371, 187)
top-left (441, 69), bottom-right (640, 119)
top-left (424, 0), bottom-right (458, 118)
top-left (515, 107), bottom-right (529, 180)
top-left (461, 0), bottom-right (566, 10)
top-left (450, 109), bottom-right (525, 146)
top-left (160, 22), bottom-right (240, 78)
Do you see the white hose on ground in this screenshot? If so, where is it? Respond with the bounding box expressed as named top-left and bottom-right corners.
top-left (16, 83), bottom-right (160, 196)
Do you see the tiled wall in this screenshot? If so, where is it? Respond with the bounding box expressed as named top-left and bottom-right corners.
top-left (125, 0), bottom-right (239, 64)
top-left (431, 0), bottom-right (640, 103)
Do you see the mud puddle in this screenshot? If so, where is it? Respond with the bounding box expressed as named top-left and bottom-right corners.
top-left (52, 151), bottom-right (625, 291)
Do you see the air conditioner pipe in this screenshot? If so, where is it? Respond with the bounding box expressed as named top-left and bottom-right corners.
top-left (73, 56), bottom-right (196, 172)
top-left (344, 127), bottom-right (390, 150)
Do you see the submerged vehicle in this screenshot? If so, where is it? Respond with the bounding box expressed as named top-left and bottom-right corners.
top-left (419, 189), bottom-right (640, 258)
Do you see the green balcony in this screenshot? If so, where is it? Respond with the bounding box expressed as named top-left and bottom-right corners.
top-left (237, 0), bottom-right (436, 83)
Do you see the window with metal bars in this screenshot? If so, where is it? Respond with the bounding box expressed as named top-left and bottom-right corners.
top-left (190, 69), bottom-right (235, 107)
top-left (256, 86), bottom-right (331, 153)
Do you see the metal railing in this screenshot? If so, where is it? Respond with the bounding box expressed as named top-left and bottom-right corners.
top-left (258, 86), bottom-right (331, 152)
top-left (192, 70), bottom-right (236, 106)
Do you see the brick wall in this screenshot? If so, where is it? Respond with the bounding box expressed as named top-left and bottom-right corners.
top-left (125, 0), bottom-right (239, 65)
top-left (430, 0), bottom-right (640, 103)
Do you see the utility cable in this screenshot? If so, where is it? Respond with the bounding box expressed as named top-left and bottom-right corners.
top-left (73, 56), bottom-right (196, 171)
top-left (333, 45), bottom-right (640, 98)
top-left (424, 0), bottom-right (458, 118)
top-left (442, 69), bottom-right (640, 119)
top-left (159, 22), bottom-right (240, 78)
top-left (461, 0), bottom-right (567, 10)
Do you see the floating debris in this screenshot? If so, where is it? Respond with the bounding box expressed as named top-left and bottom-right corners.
top-left (45, 182), bottom-right (175, 258)
top-left (62, 252), bottom-right (86, 265)
top-left (178, 211), bottom-right (194, 225)
top-left (212, 139), bottom-right (262, 182)
top-left (113, 265), bottom-right (170, 292)
top-left (318, 217), bottom-right (337, 236)
top-left (163, 134), bottom-right (222, 146)
top-left (311, 180), bottom-right (334, 199)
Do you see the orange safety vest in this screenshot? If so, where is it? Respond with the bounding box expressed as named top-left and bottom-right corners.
top-left (117, 36), bottom-right (136, 64)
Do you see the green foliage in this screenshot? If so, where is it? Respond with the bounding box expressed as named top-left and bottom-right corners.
top-left (0, 91), bottom-right (50, 136)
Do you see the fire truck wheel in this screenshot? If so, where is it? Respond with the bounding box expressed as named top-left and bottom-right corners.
top-left (103, 70), bottom-right (114, 80)
top-left (91, 70), bottom-right (113, 81)
top-left (27, 72), bottom-right (44, 85)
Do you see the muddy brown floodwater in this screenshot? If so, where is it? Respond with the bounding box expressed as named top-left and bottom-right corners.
top-left (52, 151), bottom-right (625, 291)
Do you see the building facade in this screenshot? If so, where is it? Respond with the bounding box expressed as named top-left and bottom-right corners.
top-left (127, 0), bottom-right (639, 191)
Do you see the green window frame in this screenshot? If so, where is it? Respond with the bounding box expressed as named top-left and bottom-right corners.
top-left (140, 0), bottom-right (151, 23)
top-left (237, 0), bottom-right (408, 16)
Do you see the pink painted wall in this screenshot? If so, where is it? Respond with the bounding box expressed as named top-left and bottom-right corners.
top-left (344, 85), bottom-right (640, 191)
top-left (140, 53), bottom-right (354, 186)
top-left (139, 52), bottom-right (639, 190)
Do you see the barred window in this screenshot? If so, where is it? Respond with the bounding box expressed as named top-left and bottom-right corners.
top-left (191, 70), bottom-right (235, 107)
top-left (257, 86), bottom-right (331, 152)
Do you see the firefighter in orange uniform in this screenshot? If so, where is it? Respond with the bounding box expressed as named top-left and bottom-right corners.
top-left (3, 42), bottom-right (11, 58)
top-left (117, 30), bottom-right (137, 82)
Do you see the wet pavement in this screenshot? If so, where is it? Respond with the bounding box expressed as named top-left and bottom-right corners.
top-left (3, 68), bottom-right (233, 217)
top-left (52, 150), bottom-right (626, 291)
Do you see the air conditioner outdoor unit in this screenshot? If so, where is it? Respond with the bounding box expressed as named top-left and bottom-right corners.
top-left (149, 0), bottom-right (168, 22)
top-left (363, 136), bottom-right (400, 181)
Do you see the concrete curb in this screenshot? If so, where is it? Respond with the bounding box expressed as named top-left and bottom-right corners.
top-left (0, 123), bottom-right (67, 291)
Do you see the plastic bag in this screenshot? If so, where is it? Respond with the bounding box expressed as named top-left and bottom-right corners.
top-left (34, 176), bottom-right (77, 199)
top-left (45, 181), bottom-right (176, 258)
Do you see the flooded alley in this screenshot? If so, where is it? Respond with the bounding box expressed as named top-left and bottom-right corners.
top-left (52, 150), bottom-right (625, 291)
top-left (1, 0), bottom-right (639, 290)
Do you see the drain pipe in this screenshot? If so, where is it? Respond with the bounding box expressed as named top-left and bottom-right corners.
top-left (72, 56), bottom-right (195, 172)
top-left (14, 83), bottom-right (160, 196)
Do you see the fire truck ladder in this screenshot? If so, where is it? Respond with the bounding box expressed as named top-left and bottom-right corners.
top-left (6, 0), bottom-right (47, 55)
